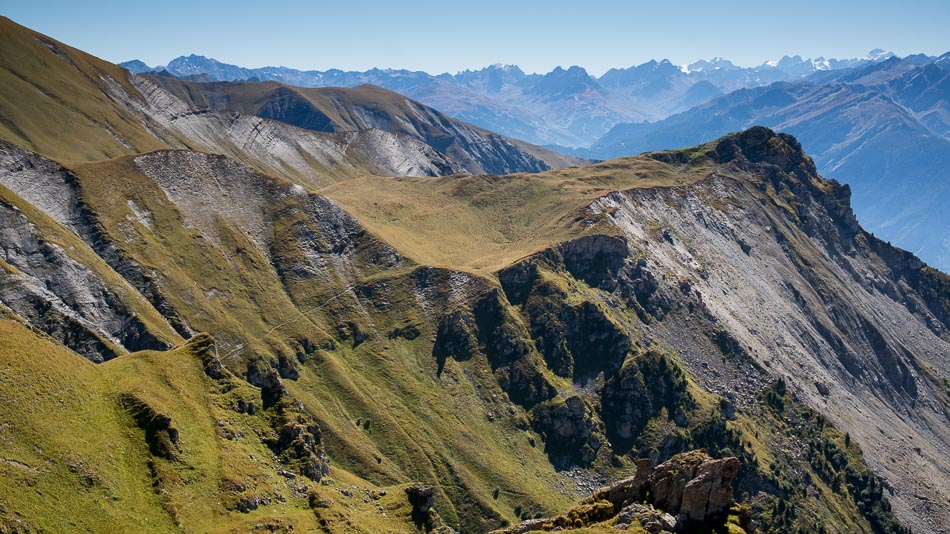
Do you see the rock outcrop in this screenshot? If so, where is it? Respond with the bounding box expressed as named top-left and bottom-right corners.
top-left (530, 396), bottom-right (601, 466)
top-left (648, 450), bottom-right (740, 522)
top-left (118, 393), bottom-right (180, 461)
top-left (496, 450), bottom-right (741, 533)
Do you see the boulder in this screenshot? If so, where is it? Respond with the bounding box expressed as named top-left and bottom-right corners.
top-left (492, 450), bottom-right (739, 534)
top-left (616, 503), bottom-right (677, 532)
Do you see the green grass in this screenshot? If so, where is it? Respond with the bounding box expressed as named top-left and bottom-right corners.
top-left (0, 320), bottom-right (177, 533)
top-left (64, 153), bottom-right (579, 532)
top-left (72, 155), bottom-right (332, 364)
top-left (0, 17), bottom-right (180, 163)
top-left (322, 155), bottom-right (715, 274)
top-left (0, 320), bottom-right (429, 533)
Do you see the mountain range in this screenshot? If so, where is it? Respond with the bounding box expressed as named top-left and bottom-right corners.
top-left (1, 15), bottom-right (949, 534)
top-left (122, 50), bottom-right (896, 148)
top-left (588, 53), bottom-right (950, 272)
top-left (120, 51), bottom-right (950, 272)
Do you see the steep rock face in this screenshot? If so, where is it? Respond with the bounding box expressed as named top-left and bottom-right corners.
top-left (471, 289), bottom-right (557, 407)
top-left (135, 76), bottom-right (580, 178)
top-left (113, 76), bottom-right (465, 186)
top-left (499, 262), bottom-right (630, 380)
top-left (0, 142), bottom-right (85, 231)
top-left (602, 350), bottom-right (692, 451)
top-left (530, 396), bottom-right (601, 467)
top-left (132, 150), bottom-right (285, 254)
top-left (649, 450), bottom-right (740, 521)
top-left (0, 145), bottom-right (177, 359)
top-left (579, 128), bottom-right (950, 532)
top-left (427, 273), bottom-right (557, 410)
top-left (0, 200), bottom-right (121, 361)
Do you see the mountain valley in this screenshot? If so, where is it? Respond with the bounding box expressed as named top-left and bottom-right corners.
top-left (120, 50), bottom-right (950, 273)
top-left (0, 15), bottom-right (948, 534)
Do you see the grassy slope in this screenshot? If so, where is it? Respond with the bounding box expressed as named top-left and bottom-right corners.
top-left (0, 320), bottom-right (176, 533)
top-left (0, 17), bottom-right (178, 162)
top-left (0, 320), bottom-right (427, 533)
top-left (288, 327), bottom-right (575, 530)
top-left (66, 153), bottom-right (575, 531)
top-left (71, 154), bottom-right (331, 361)
top-left (322, 155), bottom-right (714, 273)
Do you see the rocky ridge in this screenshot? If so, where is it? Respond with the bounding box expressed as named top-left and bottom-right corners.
top-left (0, 16), bottom-right (581, 189)
top-left (574, 128), bottom-right (950, 532)
top-left (589, 55), bottom-right (950, 272)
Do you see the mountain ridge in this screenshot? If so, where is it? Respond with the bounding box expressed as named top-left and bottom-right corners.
top-left (120, 50), bottom-right (899, 147)
top-left (0, 15), bottom-right (580, 185)
top-left (1, 16), bottom-right (948, 534)
top-left (588, 54), bottom-right (950, 272)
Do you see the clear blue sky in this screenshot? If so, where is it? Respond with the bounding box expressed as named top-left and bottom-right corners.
top-left (3, 0), bottom-right (949, 75)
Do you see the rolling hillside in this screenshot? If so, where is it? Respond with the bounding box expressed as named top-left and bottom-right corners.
top-left (0, 17), bottom-right (947, 534)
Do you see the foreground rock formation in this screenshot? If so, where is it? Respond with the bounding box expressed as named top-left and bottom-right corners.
top-left (497, 450), bottom-right (744, 533)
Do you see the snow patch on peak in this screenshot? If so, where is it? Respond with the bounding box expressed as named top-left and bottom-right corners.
top-left (865, 48), bottom-right (895, 61)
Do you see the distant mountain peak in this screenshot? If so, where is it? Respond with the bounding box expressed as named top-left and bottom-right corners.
top-left (118, 59), bottom-right (154, 73)
top-left (686, 57), bottom-right (739, 73)
top-left (866, 48), bottom-right (895, 60)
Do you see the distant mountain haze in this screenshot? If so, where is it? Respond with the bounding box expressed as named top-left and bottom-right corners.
top-left (121, 51), bottom-right (897, 148)
top-left (588, 55), bottom-right (950, 272)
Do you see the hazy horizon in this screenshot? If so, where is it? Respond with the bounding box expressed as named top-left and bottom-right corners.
top-left (5, 0), bottom-right (950, 76)
top-left (118, 49), bottom-right (911, 78)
